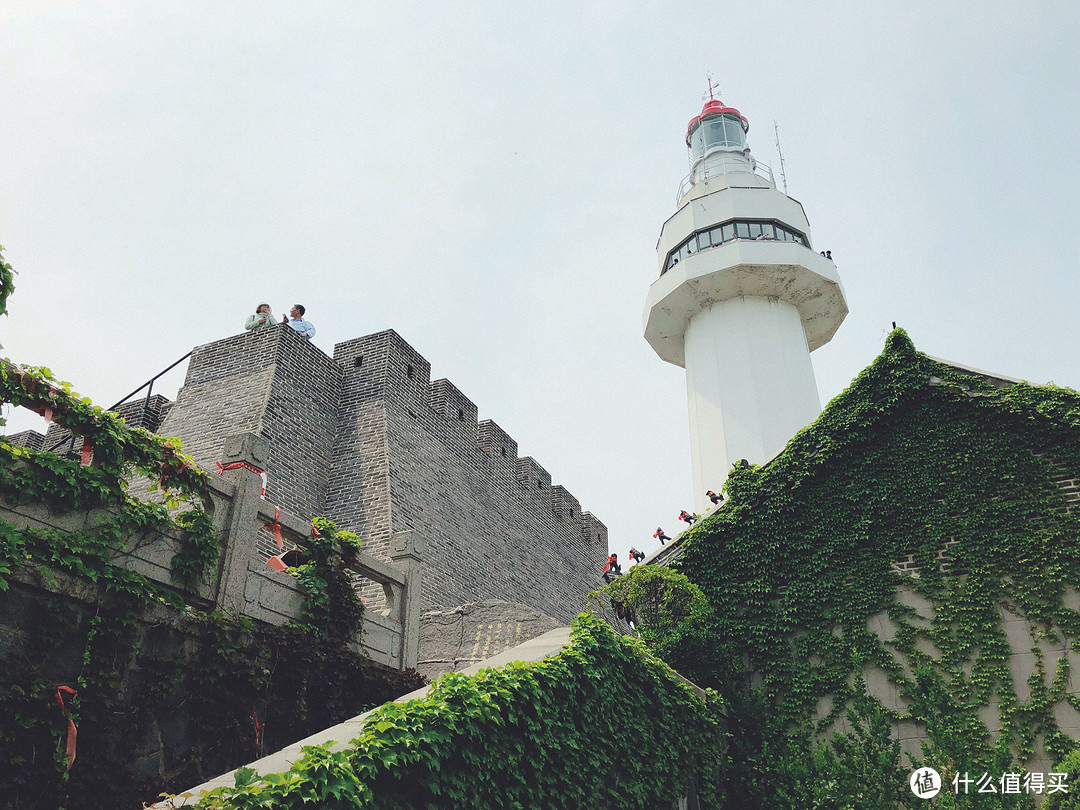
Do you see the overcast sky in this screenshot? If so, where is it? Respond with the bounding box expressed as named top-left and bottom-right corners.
top-left (2, 1), bottom-right (1078, 561)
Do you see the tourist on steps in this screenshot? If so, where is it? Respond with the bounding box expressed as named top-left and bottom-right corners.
top-left (602, 553), bottom-right (621, 581)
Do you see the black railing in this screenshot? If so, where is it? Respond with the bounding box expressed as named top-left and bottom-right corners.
top-left (47, 350), bottom-right (192, 454)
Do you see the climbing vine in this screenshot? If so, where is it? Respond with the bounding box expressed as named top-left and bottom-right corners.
top-left (0, 361), bottom-right (218, 588)
top-left (287, 516), bottom-right (365, 641)
top-left (190, 615), bottom-right (726, 810)
top-left (0, 245), bottom-right (14, 323)
top-left (591, 564), bottom-right (732, 692)
top-left (0, 250), bottom-right (424, 809)
top-left (654, 328), bottom-right (1080, 806)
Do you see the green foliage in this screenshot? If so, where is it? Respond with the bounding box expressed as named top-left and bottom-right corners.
top-left (728, 688), bottom-right (909, 809)
top-left (0, 582), bottom-right (426, 810)
top-left (287, 517), bottom-right (365, 641)
top-left (0, 362), bottom-right (218, 592)
top-left (194, 615), bottom-right (726, 809)
top-left (172, 506), bottom-right (219, 585)
top-left (0, 293), bottom-right (423, 809)
top-left (594, 564), bottom-right (734, 691)
top-left (1043, 748), bottom-right (1080, 809)
top-left (668, 328), bottom-right (1080, 806)
top-left (597, 563), bottom-right (710, 635)
top-left (0, 245), bottom-right (14, 323)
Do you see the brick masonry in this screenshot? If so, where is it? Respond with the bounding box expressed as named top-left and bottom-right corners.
top-left (149, 325), bottom-right (607, 634)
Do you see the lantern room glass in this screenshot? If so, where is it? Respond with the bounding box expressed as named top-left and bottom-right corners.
top-left (690, 114), bottom-right (747, 162)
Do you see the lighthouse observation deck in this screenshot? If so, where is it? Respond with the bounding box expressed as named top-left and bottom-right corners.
top-left (677, 160), bottom-right (775, 204)
top-left (661, 218), bottom-right (810, 275)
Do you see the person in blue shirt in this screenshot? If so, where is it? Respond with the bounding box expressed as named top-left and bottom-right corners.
top-left (285, 304), bottom-right (315, 339)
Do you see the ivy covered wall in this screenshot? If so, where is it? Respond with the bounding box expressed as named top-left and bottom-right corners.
top-left (664, 329), bottom-right (1080, 806)
top-left (0, 572), bottom-right (425, 810)
top-left (182, 616), bottom-right (726, 810)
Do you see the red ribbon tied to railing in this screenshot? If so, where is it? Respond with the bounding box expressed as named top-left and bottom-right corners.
top-left (264, 506), bottom-right (284, 548)
top-left (80, 439), bottom-right (92, 466)
top-left (54, 686), bottom-right (78, 770)
top-left (215, 460), bottom-right (265, 476)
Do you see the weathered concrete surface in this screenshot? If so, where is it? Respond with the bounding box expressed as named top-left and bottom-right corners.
top-left (416, 599), bottom-right (563, 680)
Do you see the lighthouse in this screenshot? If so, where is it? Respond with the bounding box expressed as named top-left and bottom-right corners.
top-left (643, 92), bottom-right (847, 512)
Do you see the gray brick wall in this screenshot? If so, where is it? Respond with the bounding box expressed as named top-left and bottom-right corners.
top-left (111, 327), bottom-right (607, 627)
top-left (5, 430), bottom-right (44, 450)
top-left (326, 331), bottom-right (606, 623)
top-left (157, 325), bottom-right (342, 519)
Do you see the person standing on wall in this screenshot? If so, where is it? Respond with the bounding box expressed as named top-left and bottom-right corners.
top-left (245, 303), bottom-right (276, 332)
top-left (284, 304), bottom-right (315, 339)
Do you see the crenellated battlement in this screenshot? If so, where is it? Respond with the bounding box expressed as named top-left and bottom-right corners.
top-left (123, 324), bottom-right (608, 631)
top-left (6, 326), bottom-right (610, 633)
top-left (429, 378), bottom-right (478, 433)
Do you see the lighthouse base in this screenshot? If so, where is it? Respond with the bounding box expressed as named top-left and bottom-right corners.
top-left (684, 295), bottom-right (821, 512)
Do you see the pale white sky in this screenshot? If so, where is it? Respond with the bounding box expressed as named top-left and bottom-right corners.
top-left (2, 2), bottom-right (1078, 561)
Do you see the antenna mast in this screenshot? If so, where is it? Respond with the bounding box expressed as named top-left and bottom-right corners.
top-left (773, 120), bottom-right (788, 194)
top-left (704, 73), bottom-right (721, 103)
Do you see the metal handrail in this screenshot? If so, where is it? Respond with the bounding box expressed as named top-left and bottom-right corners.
top-left (677, 159), bottom-right (776, 204)
top-left (46, 350), bottom-right (192, 453)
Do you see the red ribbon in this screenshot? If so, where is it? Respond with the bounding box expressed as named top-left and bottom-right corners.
top-left (216, 460), bottom-right (265, 476)
top-left (264, 506), bottom-right (283, 548)
top-left (54, 686), bottom-right (77, 770)
top-left (310, 522), bottom-right (320, 540)
top-left (29, 402), bottom-right (54, 423)
top-left (253, 712), bottom-right (265, 757)
top-left (80, 439), bottom-right (92, 466)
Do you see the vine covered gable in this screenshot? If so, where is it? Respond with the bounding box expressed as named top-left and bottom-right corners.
top-left (677, 327), bottom-right (1080, 783)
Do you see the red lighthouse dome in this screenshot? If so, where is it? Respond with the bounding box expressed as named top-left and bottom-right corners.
top-left (685, 99), bottom-right (749, 147)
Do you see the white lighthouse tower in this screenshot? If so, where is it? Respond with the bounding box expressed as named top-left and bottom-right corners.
top-left (644, 91), bottom-right (847, 512)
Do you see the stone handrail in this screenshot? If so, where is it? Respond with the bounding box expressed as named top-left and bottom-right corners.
top-left (2, 431), bottom-right (415, 669)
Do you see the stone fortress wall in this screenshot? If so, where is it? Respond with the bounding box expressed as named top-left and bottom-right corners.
top-left (20, 324), bottom-right (609, 668)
